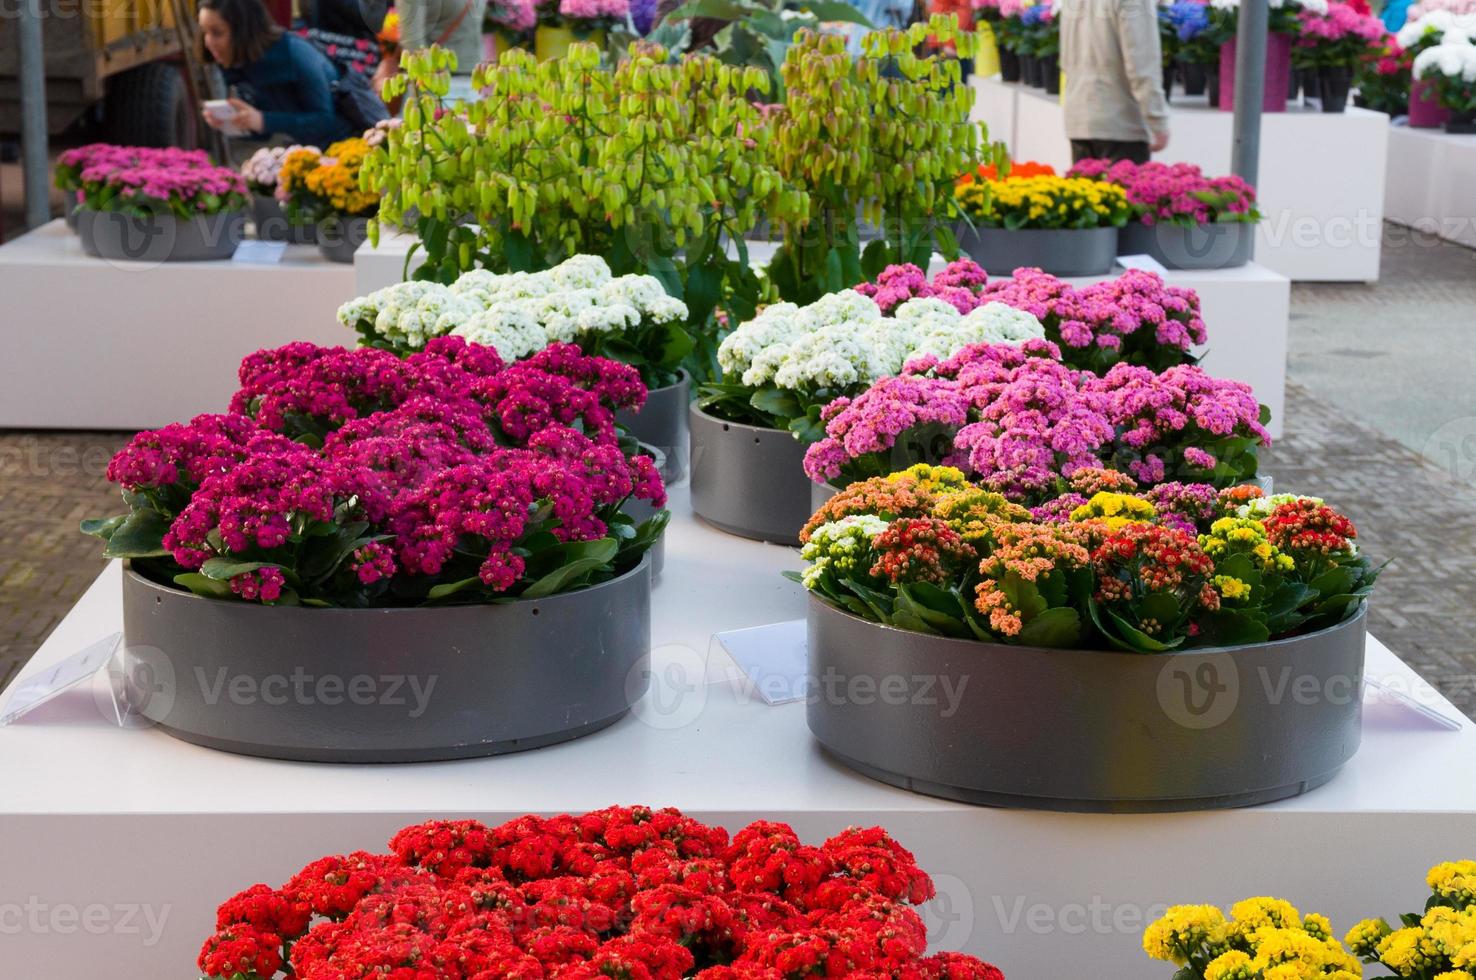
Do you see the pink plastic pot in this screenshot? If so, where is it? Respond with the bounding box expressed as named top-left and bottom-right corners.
top-left (1409, 79), bottom-right (1451, 129)
top-left (1218, 32), bottom-right (1293, 113)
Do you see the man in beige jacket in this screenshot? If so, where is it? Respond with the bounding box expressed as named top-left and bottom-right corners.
top-left (1059, 0), bottom-right (1171, 164)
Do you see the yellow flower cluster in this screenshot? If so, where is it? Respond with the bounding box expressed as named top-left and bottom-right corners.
top-left (1145, 898), bottom-right (1361, 980)
top-left (1355, 907), bottom-right (1476, 978)
top-left (280, 139), bottom-right (379, 217)
top-left (1070, 491), bottom-right (1156, 531)
top-left (1200, 517), bottom-right (1296, 575)
top-left (1432, 862), bottom-right (1476, 908)
top-left (954, 174), bottom-right (1130, 230)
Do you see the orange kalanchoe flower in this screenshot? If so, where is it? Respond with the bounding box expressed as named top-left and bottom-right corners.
top-left (958, 160), bottom-right (1058, 186)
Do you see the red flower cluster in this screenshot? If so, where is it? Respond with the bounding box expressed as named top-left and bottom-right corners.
top-left (870, 518), bottom-right (975, 585)
top-left (198, 808), bottom-right (1005, 980)
top-left (1092, 524), bottom-right (1217, 631)
top-left (1264, 499), bottom-right (1358, 558)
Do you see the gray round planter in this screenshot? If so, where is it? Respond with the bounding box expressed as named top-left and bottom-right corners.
top-left (119, 559), bottom-right (652, 763)
top-left (956, 223), bottom-right (1119, 277)
top-left (1119, 221), bottom-right (1254, 270)
top-left (689, 404), bottom-right (812, 545)
top-left (810, 479), bottom-right (841, 514)
top-left (616, 371), bottom-right (691, 484)
top-left (807, 596), bottom-right (1367, 812)
top-left (317, 215), bottom-right (371, 263)
top-left (622, 491), bottom-right (667, 580)
top-left (77, 208), bottom-right (246, 262)
top-left (252, 194), bottom-right (318, 244)
top-left (62, 189), bottom-right (79, 231)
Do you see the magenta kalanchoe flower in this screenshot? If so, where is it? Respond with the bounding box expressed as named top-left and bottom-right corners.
top-left (1066, 159), bottom-right (1258, 228)
top-left (92, 339), bottom-right (666, 605)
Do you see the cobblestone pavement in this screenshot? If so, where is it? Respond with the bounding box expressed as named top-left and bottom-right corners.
top-left (1, 227), bottom-right (1474, 721)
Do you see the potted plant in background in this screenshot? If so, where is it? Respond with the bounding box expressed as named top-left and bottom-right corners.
top-left (1354, 35), bottom-right (1412, 114)
top-left (1396, 9), bottom-right (1468, 125)
top-left (1164, 0), bottom-right (1222, 98)
top-left (55, 144), bottom-right (215, 236)
top-left (83, 338), bottom-right (668, 762)
top-left (693, 286), bottom-right (1045, 542)
top-left (241, 144), bottom-right (319, 244)
top-left (278, 138), bottom-right (380, 262)
top-left (1021, 0), bottom-right (1060, 91)
top-left (1069, 158), bottom-right (1261, 268)
top-left (483, 0), bottom-right (535, 60)
top-left (1414, 30), bottom-right (1476, 131)
top-left (338, 254), bottom-right (697, 479)
top-left (993, 0), bottom-right (1026, 79)
top-left (533, 0), bottom-right (627, 59)
top-left (1209, 0), bottom-right (1329, 112)
top-left (73, 151), bottom-right (249, 263)
top-left (953, 162), bottom-right (1130, 276)
top-left (1294, 0), bottom-right (1389, 112)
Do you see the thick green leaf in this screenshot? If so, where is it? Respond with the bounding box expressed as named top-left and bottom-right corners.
top-left (426, 576), bottom-right (481, 600)
top-left (521, 538), bottom-right (620, 599)
top-left (103, 509), bottom-right (171, 559)
top-left (1018, 607), bottom-right (1082, 648)
top-left (80, 515), bottom-right (127, 540)
top-left (199, 558), bottom-right (272, 581)
top-left (749, 387), bottom-right (801, 420)
top-left (173, 572), bottom-right (233, 599)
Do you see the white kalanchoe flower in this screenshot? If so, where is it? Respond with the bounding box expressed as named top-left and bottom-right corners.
top-left (575, 302), bottom-right (643, 335)
top-left (452, 304), bottom-right (549, 359)
top-left (1414, 37), bottom-right (1476, 81)
top-left (524, 289), bottom-right (600, 344)
top-left (718, 303), bottom-right (804, 381)
top-left (549, 254), bottom-right (612, 290)
top-left (799, 515), bottom-right (890, 589)
top-left (964, 302), bottom-right (1048, 344)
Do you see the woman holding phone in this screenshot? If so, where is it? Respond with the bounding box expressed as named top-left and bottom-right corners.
top-left (197, 0), bottom-right (357, 146)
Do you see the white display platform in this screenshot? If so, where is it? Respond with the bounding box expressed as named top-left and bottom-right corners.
top-left (357, 235), bottom-right (1288, 437)
top-left (972, 77), bottom-right (1389, 282)
top-left (3, 487), bottom-right (1474, 978)
top-left (1384, 125), bottom-right (1476, 250)
top-left (0, 221), bottom-right (355, 430)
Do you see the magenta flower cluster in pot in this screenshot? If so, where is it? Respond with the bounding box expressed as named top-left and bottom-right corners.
top-left (69, 143), bottom-right (250, 223)
top-left (856, 261), bottom-right (1208, 374)
top-left (83, 339), bottom-right (668, 606)
top-left (801, 339), bottom-right (1269, 498)
top-left (1067, 159), bottom-right (1261, 229)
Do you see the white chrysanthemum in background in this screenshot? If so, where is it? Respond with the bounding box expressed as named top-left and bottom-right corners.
top-left (451, 305), bottom-right (548, 359)
top-left (576, 303), bottom-right (642, 335)
top-left (337, 281), bottom-right (480, 347)
top-left (1414, 37), bottom-right (1476, 80)
top-left (718, 303), bottom-right (804, 380)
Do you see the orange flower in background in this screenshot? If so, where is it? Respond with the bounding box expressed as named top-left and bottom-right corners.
top-left (959, 160), bottom-right (1057, 185)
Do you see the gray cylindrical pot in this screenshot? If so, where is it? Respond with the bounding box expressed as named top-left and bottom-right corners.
top-left (1118, 221), bottom-right (1254, 270)
top-left (120, 559), bottom-right (652, 763)
top-left (956, 223), bottom-right (1119, 277)
top-left (316, 215), bottom-right (371, 263)
top-left (616, 371), bottom-right (691, 484)
top-left (79, 209), bottom-right (246, 262)
top-left (807, 597), bottom-right (1367, 812)
top-left (810, 480), bottom-right (842, 514)
top-left (689, 404), bottom-right (812, 545)
top-left (63, 189), bottom-right (79, 231)
top-left (622, 493), bottom-right (667, 580)
top-left (252, 194), bottom-right (318, 244)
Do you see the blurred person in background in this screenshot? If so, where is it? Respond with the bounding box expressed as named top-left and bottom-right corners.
top-left (198, 0), bottom-right (358, 145)
top-left (1059, 0), bottom-right (1170, 163)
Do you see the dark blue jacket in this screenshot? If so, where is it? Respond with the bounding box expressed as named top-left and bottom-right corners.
top-left (224, 33), bottom-right (355, 147)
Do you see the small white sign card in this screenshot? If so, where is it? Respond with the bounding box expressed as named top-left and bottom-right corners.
top-left (713, 619), bottom-right (808, 705)
top-left (1115, 253), bottom-right (1170, 275)
top-left (232, 240), bottom-right (288, 265)
top-left (0, 633), bottom-right (121, 726)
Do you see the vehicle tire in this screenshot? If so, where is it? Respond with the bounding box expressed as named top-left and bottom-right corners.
top-left (105, 62), bottom-right (199, 149)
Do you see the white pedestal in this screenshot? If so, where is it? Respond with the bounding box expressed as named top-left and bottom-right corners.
top-left (971, 78), bottom-right (1389, 282)
top-left (1384, 125), bottom-right (1476, 249)
top-left (0, 221), bottom-right (356, 430)
top-left (354, 226), bottom-right (423, 294)
top-left (2, 488), bottom-right (1473, 979)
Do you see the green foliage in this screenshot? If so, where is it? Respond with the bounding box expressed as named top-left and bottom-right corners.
top-left (366, 44), bottom-right (802, 383)
top-left (765, 18), bottom-right (986, 303)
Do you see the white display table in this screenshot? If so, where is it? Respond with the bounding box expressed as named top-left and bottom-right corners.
top-left (3, 487), bottom-right (1473, 978)
top-left (0, 221), bottom-right (355, 430)
top-left (357, 236), bottom-right (1288, 437)
top-left (1384, 125), bottom-right (1476, 250)
top-left (972, 77), bottom-right (1389, 282)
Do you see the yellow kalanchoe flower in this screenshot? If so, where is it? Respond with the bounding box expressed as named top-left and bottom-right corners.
top-left (1430, 861), bottom-right (1476, 907)
top-left (1069, 491), bottom-right (1155, 531)
top-left (1143, 904), bottom-right (1229, 965)
top-left (890, 463), bottom-right (970, 494)
top-left (1346, 918), bottom-right (1393, 957)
